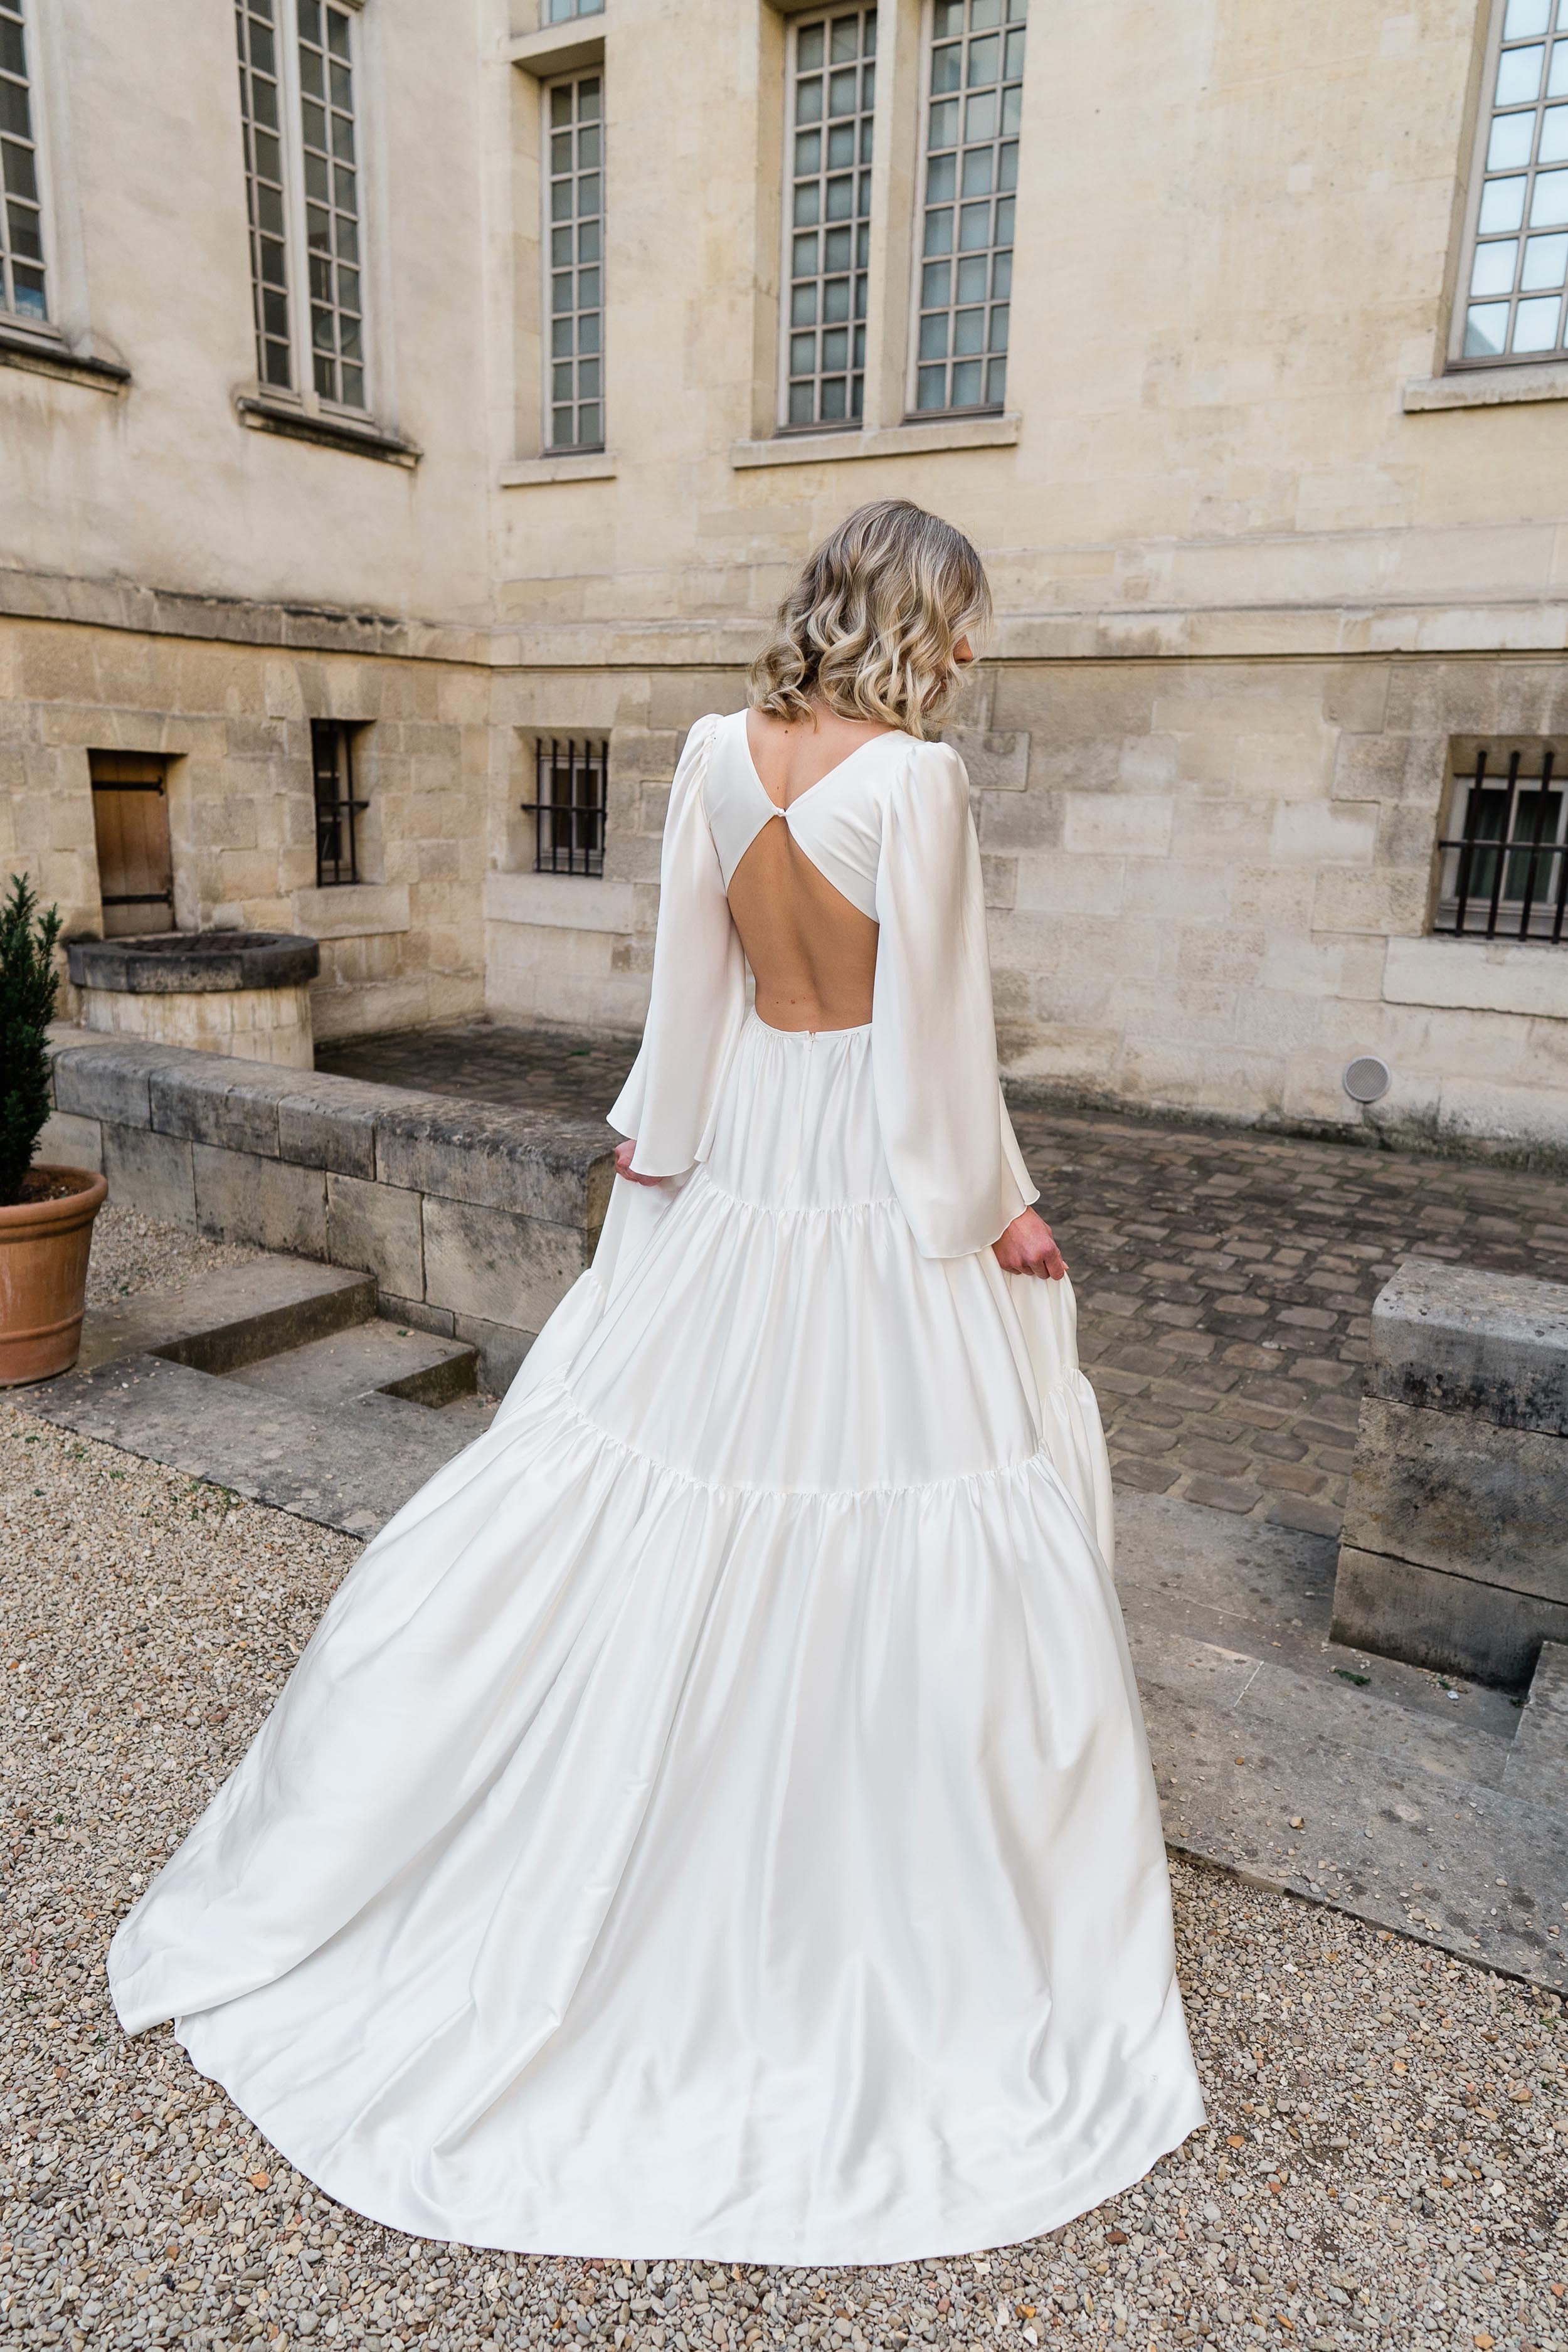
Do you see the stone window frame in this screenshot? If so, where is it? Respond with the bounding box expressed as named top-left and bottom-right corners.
top-left (234, 0), bottom-right (383, 430)
top-left (777, 5), bottom-right (879, 432)
top-left (541, 65), bottom-right (605, 455)
top-left (1431, 736), bottom-right (1568, 943)
top-left (1450, 0), bottom-right (1568, 373)
top-left (0, 0), bottom-right (50, 327)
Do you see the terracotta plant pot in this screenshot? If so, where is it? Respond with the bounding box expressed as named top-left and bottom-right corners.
top-left (0, 1163), bottom-right (109, 1387)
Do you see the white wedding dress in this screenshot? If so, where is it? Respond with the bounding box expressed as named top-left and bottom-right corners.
top-left (109, 712), bottom-right (1204, 2264)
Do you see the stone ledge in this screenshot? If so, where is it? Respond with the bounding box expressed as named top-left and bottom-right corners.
top-left (0, 327), bottom-right (130, 393)
top-left (235, 396), bottom-right (421, 469)
top-left (69, 932), bottom-right (320, 993)
top-left (498, 452), bottom-right (617, 488)
top-left (1403, 363), bottom-right (1568, 412)
top-left (731, 413), bottom-right (1021, 469)
top-left (1369, 1258), bottom-right (1568, 1435)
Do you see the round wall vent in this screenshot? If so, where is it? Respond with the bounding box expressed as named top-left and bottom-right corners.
top-left (1343, 1054), bottom-right (1392, 1105)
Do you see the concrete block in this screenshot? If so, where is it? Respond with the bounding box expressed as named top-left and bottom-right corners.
top-left (102, 1123), bottom-right (196, 1226)
top-left (421, 1195), bottom-right (586, 1333)
top-left (1369, 1258), bottom-right (1568, 1436)
top-left (35, 1111), bottom-right (102, 1173)
top-left (1340, 1393), bottom-right (1568, 1604)
top-left (326, 1172), bottom-right (425, 1298)
top-left (192, 1143), bottom-right (327, 1258)
top-left (1503, 1641), bottom-right (1568, 1811)
top-left (1331, 1544), bottom-right (1568, 1689)
top-left (375, 1094), bottom-right (615, 1228)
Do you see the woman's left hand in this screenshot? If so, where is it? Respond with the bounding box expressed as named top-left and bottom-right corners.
top-left (614, 1138), bottom-right (667, 1189)
top-left (993, 1207), bottom-right (1068, 1279)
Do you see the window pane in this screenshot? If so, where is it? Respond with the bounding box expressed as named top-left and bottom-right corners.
top-left (1480, 176), bottom-right (1527, 232)
top-left (1505, 0), bottom-right (1551, 34)
top-left (1513, 289), bottom-right (1562, 345)
top-left (914, 0), bottom-right (1023, 413)
top-left (544, 68), bottom-right (606, 449)
top-left (1488, 110), bottom-right (1535, 169)
top-left (1498, 43), bottom-right (1546, 105)
top-left (1471, 237), bottom-right (1518, 294)
top-left (235, 0), bottom-right (286, 379)
top-left (1541, 102), bottom-right (1568, 159)
top-left (295, 1), bottom-right (367, 407)
top-left (779, 8), bottom-right (876, 429)
top-left (1464, 300), bottom-right (1511, 356)
top-left (1523, 228), bottom-right (1568, 282)
top-left (1532, 164), bottom-right (1568, 221)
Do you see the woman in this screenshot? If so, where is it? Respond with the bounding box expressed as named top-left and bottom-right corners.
top-left (109, 499), bottom-right (1204, 2264)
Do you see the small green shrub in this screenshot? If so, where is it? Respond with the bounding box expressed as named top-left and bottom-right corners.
top-left (0, 872), bottom-right (63, 1207)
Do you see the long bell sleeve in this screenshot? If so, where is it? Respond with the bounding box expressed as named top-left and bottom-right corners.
top-left (871, 740), bottom-right (1039, 1259)
top-left (607, 716), bottom-right (747, 1177)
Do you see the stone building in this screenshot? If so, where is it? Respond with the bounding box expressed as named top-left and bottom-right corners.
top-left (3, 0), bottom-right (1567, 1151)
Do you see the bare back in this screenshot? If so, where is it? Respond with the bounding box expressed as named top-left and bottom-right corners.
top-left (726, 707), bottom-right (887, 1031)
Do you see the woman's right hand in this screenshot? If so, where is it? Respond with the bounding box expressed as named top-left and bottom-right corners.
top-left (614, 1138), bottom-right (667, 1189)
top-left (993, 1207), bottom-right (1068, 1279)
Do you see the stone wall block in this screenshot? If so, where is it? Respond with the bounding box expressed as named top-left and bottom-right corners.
top-left (1330, 1545), bottom-right (1568, 1690)
top-left (50, 1036), bottom-right (184, 1126)
top-left (1340, 1393), bottom-right (1567, 1604)
top-left (276, 1077), bottom-right (386, 1178)
top-left (451, 1313), bottom-right (534, 1396)
top-left (148, 1059), bottom-right (290, 1157)
top-left (942, 728), bottom-right (1030, 792)
top-left (1062, 793), bottom-right (1174, 857)
top-left (421, 1197), bottom-right (585, 1333)
top-left (36, 1111), bottom-right (103, 1173)
top-left (1271, 800), bottom-right (1379, 865)
top-left (102, 1124), bottom-right (196, 1226)
top-left (326, 1172), bottom-right (425, 1298)
top-left (374, 1095), bottom-right (614, 1225)
top-left (192, 1143), bottom-right (327, 1258)
top-left (1368, 1258), bottom-right (1568, 1435)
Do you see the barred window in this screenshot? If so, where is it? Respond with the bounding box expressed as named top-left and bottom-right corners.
top-left (0, 0), bottom-right (47, 324)
top-left (235, 0), bottom-right (369, 411)
top-left (913, 0), bottom-right (1025, 416)
top-left (545, 73), bottom-right (604, 452)
top-left (781, 9), bottom-right (876, 430)
top-left (1433, 746), bottom-right (1568, 941)
top-left (312, 720), bottom-right (368, 887)
top-left (1457, 0), bottom-right (1568, 366)
top-left (521, 738), bottom-right (608, 877)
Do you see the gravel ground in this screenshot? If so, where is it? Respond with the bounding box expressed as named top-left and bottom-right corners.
top-left (3, 1409), bottom-right (1565, 2352)
top-left (83, 1208), bottom-right (264, 1314)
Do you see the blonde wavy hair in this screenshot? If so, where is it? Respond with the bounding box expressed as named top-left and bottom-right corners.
top-left (748, 499), bottom-right (991, 739)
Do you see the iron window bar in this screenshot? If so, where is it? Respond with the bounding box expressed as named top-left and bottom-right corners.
top-left (1433, 744), bottom-right (1568, 941)
top-left (520, 736), bottom-right (608, 876)
top-left (312, 719), bottom-right (368, 887)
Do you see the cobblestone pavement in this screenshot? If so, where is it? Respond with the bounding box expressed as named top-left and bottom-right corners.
top-left (3, 1408), bottom-right (1565, 2352)
top-left (318, 1022), bottom-right (1568, 1539)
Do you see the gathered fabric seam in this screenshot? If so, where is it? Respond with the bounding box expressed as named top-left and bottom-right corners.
top-left (690, 1168), bottom-right (903, 1222)
top-left (524, 1369), bottom-right (1098, 1505)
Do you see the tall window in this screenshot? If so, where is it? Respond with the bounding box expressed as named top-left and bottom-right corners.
top-left (1459, 0), bottom-right (1568, 366)
top-left (0, 0), bottom-right (46, 324)
top-left (781, 9), bottom-right (876, 429)
top-left (235, 0), bottom-right (368, 411)
top-left (913, 0), bottom-right (1025, 415)
top-left (521, 738), bottom-right (608, 877)
top-left (544, 72), bottom-right (603, 452)
top-left (312, 721), bottom-right (367, 887)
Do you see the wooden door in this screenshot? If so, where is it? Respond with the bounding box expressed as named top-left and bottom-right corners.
top-left (88, 754), bottom-right (174, 938)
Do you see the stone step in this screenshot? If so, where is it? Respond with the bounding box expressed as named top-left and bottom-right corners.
top-left (77, 1255), bottom-right (376, 1378)
top-left (226, 1318), bottom-right (479, 1412)
top-left (1116, 1486), bottom-right (1567, 1993)
top-left (1504, 1640), bottom-right (1568, 1813)
top-left (24, 1353), bottom-right (485, 1539)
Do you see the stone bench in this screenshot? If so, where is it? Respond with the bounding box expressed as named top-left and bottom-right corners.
top-left (40, 1026), bottom-right (617, 1392)
top-left (1332, 1258), bottom-right (1568, 1688)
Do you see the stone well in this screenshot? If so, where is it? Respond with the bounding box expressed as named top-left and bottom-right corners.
top-left (68, 933), bottom-right (321, 1069)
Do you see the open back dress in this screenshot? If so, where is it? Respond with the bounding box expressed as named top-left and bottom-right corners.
top-left (107, 711), bottom-right (1205, 2264)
